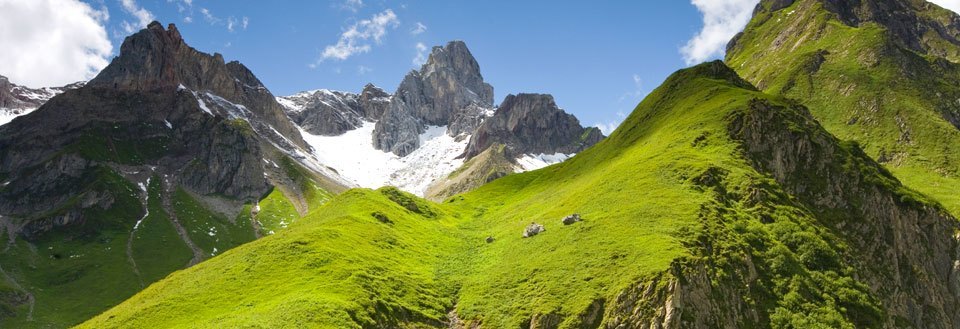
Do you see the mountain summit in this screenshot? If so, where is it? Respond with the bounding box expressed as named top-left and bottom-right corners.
top-left (277, 40), bottom-right (603, 198)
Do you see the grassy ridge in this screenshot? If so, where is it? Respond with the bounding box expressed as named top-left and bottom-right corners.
top-left (726, 0), bottom-right (960, 215)
top-left (79, 188), bottom-right (463, 328)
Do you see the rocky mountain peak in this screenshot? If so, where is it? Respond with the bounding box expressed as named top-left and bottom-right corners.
top-left (463, 93), bottom-right (604, 159)
top-left (372, 40), bottom-right (495, 156)
top-left (85, 21), bottom-right (303, 147)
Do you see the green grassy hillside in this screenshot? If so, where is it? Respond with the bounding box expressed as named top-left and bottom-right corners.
top-left (726, 0), bottom-right (960, 216)
top-left (76, 61), bottom-right (959, 328)
top-left (0, 160), bottom-right (333, 328)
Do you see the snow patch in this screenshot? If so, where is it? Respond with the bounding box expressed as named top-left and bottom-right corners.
top-left (132, 177), bottom-right (152, 230)
top-left (0, 107), bottom-right (38, 127)
top-left (196, 96), bottom-right (214, 116)
top-left (515, 153), bottom-right (574, 172)
top-left (300, 122), bottom-right (469, 196)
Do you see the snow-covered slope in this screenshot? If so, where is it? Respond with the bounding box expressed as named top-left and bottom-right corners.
top-left (0, 77), bottom-right (84, 126)
top-left (297, 121), bottom-right (574, 196)
top-left (300, 122), bottom-right (470, 196)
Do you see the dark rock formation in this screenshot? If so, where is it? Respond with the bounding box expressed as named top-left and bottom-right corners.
top-left (281, 89), bottom-right (365, 136)
top-left (89, 21), bottom-right (305, 148)
top-left (463, 93), bottom-right (604, 159)
top-left (0, 21), bottom-right (333, 237)
top-left (278, 84), bottom-right (391, 136)
top-left (357, 83), bottom-right (391, 119)
top-left (561, 214), bottom-right (582, 225)
top-left (373, 41), bottom-right (494, 156)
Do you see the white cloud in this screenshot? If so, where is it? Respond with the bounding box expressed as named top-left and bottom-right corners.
top-left (317, 9), bottom-right (399, 62)
top-left (681, 0), bottom-right (759, 65)
top-left (200, 7), bottom-right (218, 23)
top-left (411, 22), bottom-right (427, 35)
top-left (594, 122), bottom-right (620, 136)
top-left (227, 16), bottom-right (236, 32)
top-left (358, 65), bottom-right (372, 74)
top-left (930, 0), bottom-right (960, 14)
top-left (0, 0), bottom-right (113, 87)
top-left (183, 16), bottom-right (193, 23)
top-left (618, 74), bottom-right (645, 103)
top-left (413, 42), bottom-right (428, 66)
top-left (341, 0), bottom-right (363, 12)
top-left (595, 109), bottom-right (628, 136)
top-left (242, 16), bottom-right (249, 30)
top-left (120, 0), bottom-right (154, 33)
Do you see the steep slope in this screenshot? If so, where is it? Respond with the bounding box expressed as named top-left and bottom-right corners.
top-left (0, 22), bottom-right (344, 327)
top-left (280, 41), bottom-right (603, 198)
top-left (727, 0), bottom-right (960, 215)
top-left (81, 62), bottom-right (960, 328)
top-left (0, 75), bottom-right (83, 126)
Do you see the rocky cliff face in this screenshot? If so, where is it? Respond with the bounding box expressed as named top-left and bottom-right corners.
top-left (729, 98), bottom-right (960, 328)
top-left (462, 93), bottom-right (604, 159)
top-left (373, 41), bottom-right (494, 156)
top-left (88, 21), bottom-right (305, 149)
top-left (279, 84), bottom-right (391, 136)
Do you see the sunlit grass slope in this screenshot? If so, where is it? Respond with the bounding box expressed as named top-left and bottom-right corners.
top-left (726, 0), bottom-right (960, 216)
top-left (80, 62), bottom-right (908, 328)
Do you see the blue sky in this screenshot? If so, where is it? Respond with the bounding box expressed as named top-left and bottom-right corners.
top-left (93, 0), bottom-right (725, 132)
top-left (6, 0), bottom-right (960, 132)
top-left (1, 0), bottom-right (767, 132)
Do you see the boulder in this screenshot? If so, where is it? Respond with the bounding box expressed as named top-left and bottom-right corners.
top-left (522, 222), bottom-right (546, 238)
top-left (562, 213), bottom-right (582, 225)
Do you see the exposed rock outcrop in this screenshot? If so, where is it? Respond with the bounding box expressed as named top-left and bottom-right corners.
top-left (88, 21), bottom-right (305, 148)
top-left (278, 84), bottom-right (391, 136)
top-left (522, 223), bottom-right (546, 238)
top-left (463, 93), bottom-right (604, 159)
top-left (373, 41), bottom-right (494, 156)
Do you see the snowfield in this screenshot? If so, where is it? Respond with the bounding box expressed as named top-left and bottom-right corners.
top-left (515, 153), bottom-right (574, 172)
top-left (300, 122), bottom-right (469, 196)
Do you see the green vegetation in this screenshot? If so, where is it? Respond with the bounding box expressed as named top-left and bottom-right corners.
top-left (0, 167), bottom-right (143, 328)
top-left (726, 0), bottom-right (960, 216)
top-left (79, 62), bottom-right (917, 328)
top-left (62, 123), bottom-right (171, 166)
top-left (0, 157), bottom-right (329, 327)
top-left (80, 188), bottom-right (463, 328)
top-left (172, 189), bottom-right (256, 257)
top-left (130, 177), bottom-right (193, 283)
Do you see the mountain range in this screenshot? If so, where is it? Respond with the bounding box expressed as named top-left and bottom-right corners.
top-left (2, 0), bottom-right (960, 328)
